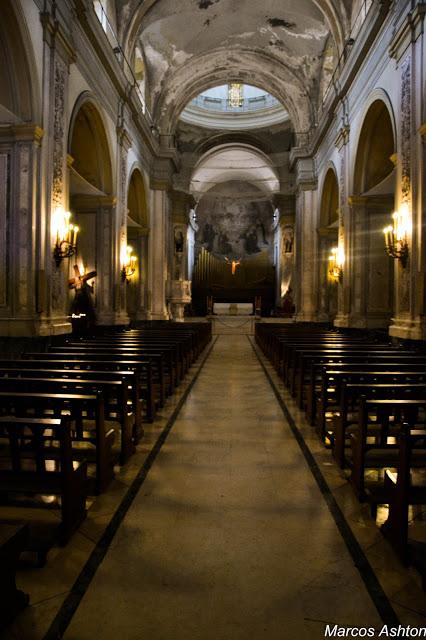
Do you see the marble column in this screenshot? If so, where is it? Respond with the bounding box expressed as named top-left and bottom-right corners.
top-left (147, 189), bottom-right (169, 320)
top-left (340, 196), bottom-right (394, 329)
top-left (113, 125), bottom-right (132, 327)
top-left (316, 228), bottom-right (338, 322)
top-left (36, 10), bottom-right (77, 337)
top-left (294, 186), bottom-right (318, 321)
top-left (388, 11), bottom-right (425, 340)
top-left (332, 125), bottom-right (351, 329)
top-left (127, 227), bottom-right (149, 322)
top-left (0, 126), bottom-right (44, 336)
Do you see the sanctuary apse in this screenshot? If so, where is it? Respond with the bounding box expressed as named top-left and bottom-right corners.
top-left (2, 0), bottom-right (426, 638)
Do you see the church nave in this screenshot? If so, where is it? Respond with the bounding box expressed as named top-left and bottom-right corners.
top-left (42, 335), bottom-right (395, 640)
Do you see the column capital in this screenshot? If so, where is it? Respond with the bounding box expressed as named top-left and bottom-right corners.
top-left (117, 126), bottom-right (132, 152)
top-left (170, 190), bottom-right (196, 223)
top-left (40, 10), bottom-right (77, 66)
top-left (347, 195), bottom-right (367, 207)
top-left (0, 124), bottom-right (44, 144)
top-left (70, 195), bottom-right (117, 211)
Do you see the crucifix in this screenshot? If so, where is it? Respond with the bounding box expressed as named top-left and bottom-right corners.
top-left (69, 264), bottom-right (98, 326)
top-left (225, 257), bottom-right (241, 275)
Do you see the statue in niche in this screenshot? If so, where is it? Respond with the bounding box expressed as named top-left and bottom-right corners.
top-left (240, 225), bottom-right (260, 254)
top-left (282, 225), bottom-right (294, 254)
top-left (174, 228), bottom-right (184, 253)
top-left (218, 231), bottom-right (233, 255)
top-left (282, 287), bottom-right (295, 314)
top-left (202, 222), bottom-right (216, 252)
top-left (255, 217), bottom-right (268, 245)
top-left (69, 264), bottom-right (97, 330)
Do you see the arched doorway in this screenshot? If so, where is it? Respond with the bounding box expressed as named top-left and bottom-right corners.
top-left (126, 168), bottom-right (149, 322)
top-left (0, 3), bottom-right (34, 123)
top-left (68, 98), bottom-right (114, 325)
top-left (317, 167), bottom-right (339, 322)
top-left (0, 0), bottom-right (41, 336)
top-left (351, 98), bottom-right (395, 328)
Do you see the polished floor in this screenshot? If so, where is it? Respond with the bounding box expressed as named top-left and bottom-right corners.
top-left (62, 335), bottom-right (383, 639)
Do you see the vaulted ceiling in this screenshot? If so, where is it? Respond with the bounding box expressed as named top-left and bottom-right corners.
top-left (116, 0), bottom-right (351, 134)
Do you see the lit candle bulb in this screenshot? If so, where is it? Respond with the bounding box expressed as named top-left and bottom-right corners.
top-left (73, 225), bottom-right (79, 246)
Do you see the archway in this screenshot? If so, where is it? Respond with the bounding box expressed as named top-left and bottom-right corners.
top-left (190, 145), bottom-right (279, 316)
top-left (318, 167), bottom-right (339, 321)
top-left (126, 168), bottom-right (149, 322)
top-left (351, 98), bottom-right (396, 328)
top-left (0, 1), bottom-right (41, 336)
top-left (0, 1), bottom-right (35, 124)
top-left (68, 97), bottom-right (114, 325)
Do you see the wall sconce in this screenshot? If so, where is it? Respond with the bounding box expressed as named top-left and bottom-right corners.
top-left (383, 203), bottom-right (410, 268)
top-left (328, 246), bottom-right (344, 283)
top-left (121, 245), bottom-right (137, 283)
top-left (52, 207), bottom-right (79, 267)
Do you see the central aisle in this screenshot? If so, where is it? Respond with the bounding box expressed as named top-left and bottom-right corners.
top-left (65, 335), bottom-right (381, 639)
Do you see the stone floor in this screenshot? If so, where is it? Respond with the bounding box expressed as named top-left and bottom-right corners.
top-left (4, 333), bottom-right (426, 639)
top-left (63, 335), bottom-right (381, 639)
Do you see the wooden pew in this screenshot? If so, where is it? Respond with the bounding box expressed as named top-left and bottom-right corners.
top-left (18, 356), bottom-right (156, 422)
top-left (0, 366), bottom-right (143, 442)
top-left (290, 347), bottom-right (408, 399)
top-left (0, 524), bottom-right (29, 631)
top-left (329, 382), bottom-right (426, 467)
top-left (306, 363), bottom-right (426, 426)
top-left (294, 351), bottom-right (426, 409)
top-left (281, 337), bottom-right (375, 381)
top-left (0, 415), bottom-right (87, 542)
top-left (380, 425), bottom-right (426, 581)
top-left (72, 339), bottom-right (182, 389)
top-left (350, 398), bottom-right (426, 499)
top-left (313, 368), bottom-right (426, 438)
top-left (42, 348), bottom-right (167, 408)
top-left (0, 377), bottom-right (134, 465)
top-left (63, 341), bottom-right (179, 393)
top-left (0, 391), bottom-right (112, 494)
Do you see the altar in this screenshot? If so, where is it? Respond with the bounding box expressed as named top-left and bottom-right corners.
top-left (213, 302), bottom-right (253, 316)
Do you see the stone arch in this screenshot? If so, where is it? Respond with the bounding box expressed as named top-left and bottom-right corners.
top-left (352, 93), bottom-right (396, 195)
top-left (68, 94), bottom-right (113, 195)
top-left (192, 130), bottom-right (293, 158)
top-left (0, 0), bottom-right (40, 123)
top-left (127, 167), bottom-right (148, 227)
top-left (126, 166), bottom-right (149, 322)
top-left (319, 165), bottom-right (339, 227)
top-left (154, 50), bottom-right (313, 136)
top-left (317, 164), bottom-right (339, 321)
top-left (67, 95), bottom-right (115, 324)
top-left (190, 143), bottom-right (280, 198)
top-left (350, 95), bottom-right (396, 328)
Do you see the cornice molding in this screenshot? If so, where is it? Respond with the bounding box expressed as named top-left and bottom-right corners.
top-left (70, 194), bottom-right (117, 210)
top-left (0, 124), bottom-right (44, 144)
top-left (389, 3), bottom-right (426, 62)
top-left (40, 10), bottom-right (77, 65)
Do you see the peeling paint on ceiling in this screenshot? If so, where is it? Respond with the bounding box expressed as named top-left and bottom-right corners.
top-left (267, 17), bottom-right (296, 29)
top-left (135, 1), bottom-right (329, 100)
top-left (198, 0), bottom-right (221, 9)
